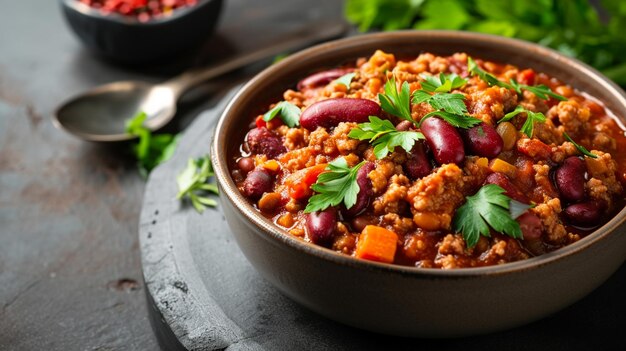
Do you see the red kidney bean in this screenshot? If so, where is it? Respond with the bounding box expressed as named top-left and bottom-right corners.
top-left (517, 212), bottom-right (543, 240)
top-left (420, 117), bottom-right (465, 165)
top-left (555, 156), bottom-right (587, 203)
top-left (484, 172), bottom-right (530, 204)
top-left (306, 208), bottom-right (338, 245)
top-left (563, 202), bottom-right (602, 227)
top-left (404, 141), bottom-right (432, 179)
top-left (245, 127), bottom-right (286, 158)
top-left (297, 68), bottom-right (354, 90)
top-left (461, 123), bottom-right (503, 158)
top-left (395, 120), bottom-right (414, 131)
top-left (237, 157), bottom-right (255, 175)
top-left (242, 168), bottom-right (274, 199)
top-left (300, 98), bottom-right (381, 130)
top-left (342, 162), bottom-right (375, 218)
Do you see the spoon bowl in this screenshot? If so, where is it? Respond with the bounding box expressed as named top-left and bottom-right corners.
top-left (54, 81), bottom-right (177, 142)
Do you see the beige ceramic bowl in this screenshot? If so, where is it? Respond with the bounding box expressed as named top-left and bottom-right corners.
top-left (211, 31), bottom-right (626, 337)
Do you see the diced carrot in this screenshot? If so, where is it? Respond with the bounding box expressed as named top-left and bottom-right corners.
top-left (476, 157), bottom-right (489, 168)
top-left (262, 160), bottom-right (281, 173)
top-left (355, 225), bottom-right (398, 264)
top-left (285, 164), bottom-right (328, 200)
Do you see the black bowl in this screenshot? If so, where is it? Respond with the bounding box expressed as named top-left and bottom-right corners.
top-left (60, 0), bottom-right (223, 63)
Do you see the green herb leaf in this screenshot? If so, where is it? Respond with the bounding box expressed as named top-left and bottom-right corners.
top-left (421, 110), bottom-right (482, 129)
top-left (304, 158), bottom-right (365, 213)
top-left (500, 105), bottom-right (547, 138)
top-left (263, 101), bottom-right (301, 127)
top-left (509, 79), bottom-right (567, 101)
top-left (176, 155), bottom-right (219, 214)
top-left (469, 57), bottom-right (566, 101)
top-left (420, 73), bottom-right (468, 93)
top-left (468, 57), bottom-right (511, 88)
top-left (125, 111), bottom-right (180, 176)
top-left (452, 184), bottom-right (525, 248)
top-left (348, 116), bottom-right (425, 159)
top-left (333, 72), bottom-right (357, 89)
top-left (563, 132), bottom-right (598, 159)
top-left (378, 76), bottom-right (414, 122)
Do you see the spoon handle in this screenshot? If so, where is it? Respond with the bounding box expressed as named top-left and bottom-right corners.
top-left (162, 21), bottom-right (348, 98)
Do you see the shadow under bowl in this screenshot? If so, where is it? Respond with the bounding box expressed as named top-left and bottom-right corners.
top-left (211, 31), bottom-right (626, 338)
top-left (60, 0), bottom-right (223, 63)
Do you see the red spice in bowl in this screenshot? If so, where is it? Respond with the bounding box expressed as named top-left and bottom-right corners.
top-left (78, 0), bottom-right (198, 22)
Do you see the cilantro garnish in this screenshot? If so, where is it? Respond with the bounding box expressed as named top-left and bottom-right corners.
top-left (499, 105), bottom-right (547, 138)
top-left (304, 158), bottom-right (365, 213)
top-left (263, 101), bottom-right (301, 127)
top-left (468, 57), bottom-right (566, 101)
top-left (333, 72), bottom-right (356, 89)
top-left (176, 155), bottom-right (219, 213)
top-left (452, 184), bottom-right (529, 248)
top-left (125, 111), bottom-right (180, 177)
top-left (378, 76), bottom-right (414, 122)
top-left (420, 73), bottom-right (467, 93)
top-left (563, 132), bottom-right (598, 159)
top-left (348, 116), bottom-right (425, 159)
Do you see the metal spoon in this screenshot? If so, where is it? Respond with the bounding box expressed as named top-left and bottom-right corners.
top-left (53, 22), bottom-right (346, 142)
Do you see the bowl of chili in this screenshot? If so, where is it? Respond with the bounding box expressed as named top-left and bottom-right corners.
top-left (60, 0), bottom-right (223, 62)
top-left (211, 31), bottom-right (626, 337)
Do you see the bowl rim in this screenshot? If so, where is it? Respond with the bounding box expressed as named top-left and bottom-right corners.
top-left (212, 30), bottom-right (626, 278)
top-left (60, 0), bottom-right (216, 25)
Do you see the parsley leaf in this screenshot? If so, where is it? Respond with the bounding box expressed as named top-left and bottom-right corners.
top-left (176, 155), bottom-right (219, 213)
top-left (379, 76), bottom-right (414, 122)
top-left (468, 57), bottom-right (566, 101)
top-left (563, 132), bottom-right (598, 159)
top-left (421, 110), bottom-right (482, 129)
top-left (411, 74), bottom-right (482, 128)
top-left (263, 101), bottom-right (301, 127)
top-left (500, 105), bottom-right (547, 138)
top-left (333, 72), bottom-right (356, 89)
top-left (348, 116), bottom-right (425, 159)
top-left (420, 73), bottom-right (467, 93)
top-left (509, 79), bottom-right (567, 101)
top-left (304, 158), bottom-right (365, 213)
top-left (452, 184), bottom-right (526, 248)
top-left (125, 111), bottom-right (180, 177)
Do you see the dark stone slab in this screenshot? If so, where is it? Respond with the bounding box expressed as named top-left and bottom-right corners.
top-left (140, 93), bottom-right (626, 351)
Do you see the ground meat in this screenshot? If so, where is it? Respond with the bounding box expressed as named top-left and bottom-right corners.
top-left (368, 160), bottom-right (398, 195)
top-left (548, 100), bottom-right (591, 138)
top-left (331, 122), bottom-right (360, 154)
top-left (477, 237), bottom-right (529, 265)
top-left (381, 213), bottom-right (415, 234)
top-left (550, 142), bottom-right (579, 163)
top-left (533, 163), bottom-right (559, 200)
top-left (372, 174), bottom-right (410, 215)
top-left (585, 151), bottom-right (623, 202)
top-left (467, 86), bottom-right (518, 124)
top-left (284, 128), bottom-right (306, 151)
top-left (531, 198), bottom-right (568, 245)
top-left (280, 147), bottom-right (316, 171)
top-left (586, 178), bottom-right (611, 206)
top-left (407, 164), bottom-right (466, 230)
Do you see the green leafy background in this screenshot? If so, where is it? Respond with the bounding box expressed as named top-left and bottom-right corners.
top-left (345, 0), bottom-right (626, 86)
